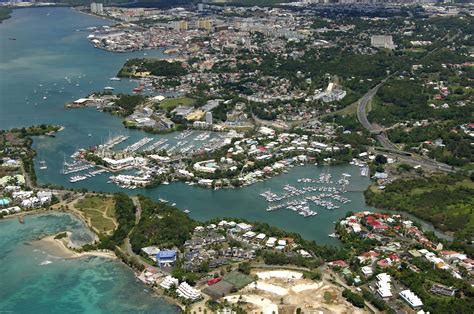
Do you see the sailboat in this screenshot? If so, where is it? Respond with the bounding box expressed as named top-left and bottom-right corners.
top-left (39, 157), bottom-right (47, 170)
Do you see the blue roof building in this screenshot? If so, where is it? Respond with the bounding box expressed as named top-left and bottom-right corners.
top-left (156, 250), bottom-right (177, 267)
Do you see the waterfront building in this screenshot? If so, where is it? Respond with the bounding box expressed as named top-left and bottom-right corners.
top-left (90, 2), bottom-right (103, 14)
top-left (103, 157), bottom-right (136, 171)
top-left (159, 276), bottom-right (179, 289)
top-left (236, 222), bottom-right (252, 231)
top-left (177, 282), bottom-right (201, 301)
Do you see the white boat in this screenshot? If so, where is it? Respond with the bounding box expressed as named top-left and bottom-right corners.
top-left (104, 86), bottom-right (115, 91)
top-left (39, 160), bottom-right (47, 170)
top-left (109, 77), bottom-right (121, 81)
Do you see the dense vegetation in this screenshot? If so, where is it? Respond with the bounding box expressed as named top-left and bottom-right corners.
top-left (342, 289), bottom-right (365, 308)
top-left (369, 79), bottom-right (429, 126)
top-left (0, 7), bottom-right (12, 23)
top-left (129, 196), bottom-right (196, 253)
top-left (361, 288), bottom-right (394, 313)
top-left (112, 94), bottom-right (146, 116)
top-left (118, 58), bottom-right (187, 78)
top-left (365, 173), bottom-right (474, 248)
top-left (387, 123), bottom-right (474, 167)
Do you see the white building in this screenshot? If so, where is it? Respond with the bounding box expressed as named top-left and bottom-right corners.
top-left (361, 266), bottom-right (373, 277)
top-left (399, 289), bottom-right (423, 309)
top-left (266, 237), bottom-right (277, 247)
top-left (177, 282), bottom-right (201, 301)
top-left (193, 160), bottom-right (218, 173)
top-left (376, 273), bottom-right (392, 299)
top-left (258, 126), bottom-right (275, 136)
top-left (90, 2), bottom-right (104, 14)
top-left (205, 111), bottom-right (213, 125)
top-left (371, 35), bottom-right (396, 50)
top-left (236, 222), bottom-right (252, 231)
top-left (160, 276), bottom-right (179, 290)
top-left (103, 157), bottom-right (136, 171)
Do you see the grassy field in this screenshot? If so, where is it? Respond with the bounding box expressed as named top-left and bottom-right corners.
top-left (75, 196), bottom-right (117, 235)
top-left (159, 97), bottom-right (195, 110)
top-left (329, 100), bottom-right (359, 117)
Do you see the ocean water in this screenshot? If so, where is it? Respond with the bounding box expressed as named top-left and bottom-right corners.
top-left (0, 213), bottom-right (180, 313)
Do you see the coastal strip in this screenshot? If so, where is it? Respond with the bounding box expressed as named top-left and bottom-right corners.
top-left (37, 232), bottom-right (117, 260)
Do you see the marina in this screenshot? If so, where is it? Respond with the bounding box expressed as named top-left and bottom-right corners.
top-left (142, 138), bottom-right (168, 152)
top-left (174, 130), bottom-right (194, 139)
top-left (260, 173), bottom-right (352, 217)
top-left (123, 137), bottom-right (153, 153)
top-left (62, 162), bottom-right (94, 175)
top-left (101, 134), bottom-right (130, 150)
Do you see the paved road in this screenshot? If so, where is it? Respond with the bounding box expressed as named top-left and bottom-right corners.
top-left (356, 80), bottom-right (456, 173)
top-left (356, 82), bottom-right (385, 134)
top-left (131, 196), bottom-right (142, 223)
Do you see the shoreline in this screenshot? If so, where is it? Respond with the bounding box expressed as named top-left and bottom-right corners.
top-left (36, 231), bottom-right (185, 310)
top-left (37, 232), bottom-right (117, 260)
top-left (72, 7), bottom-right (118, 24)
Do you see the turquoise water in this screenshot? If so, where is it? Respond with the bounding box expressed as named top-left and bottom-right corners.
top-left (0, 213), bottom-right (179, 313)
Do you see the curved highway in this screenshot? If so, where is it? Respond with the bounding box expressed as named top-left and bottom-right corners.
top-left (356, 81), bottom-right (456, 173)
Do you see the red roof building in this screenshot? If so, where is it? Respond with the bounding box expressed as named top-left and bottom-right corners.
top-left (368, 220), bottom-right (389, 231)
top-left (377, 258), bottom-right (392, 268)
top-left (361, 251), bottom-right (380, 258)
top-left (328, 260), bottom-right (348, 268)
